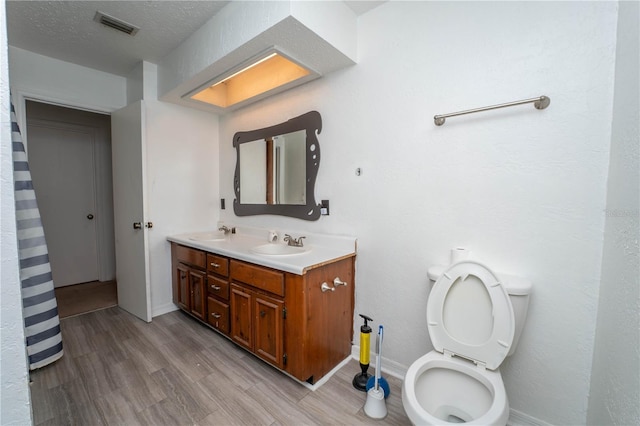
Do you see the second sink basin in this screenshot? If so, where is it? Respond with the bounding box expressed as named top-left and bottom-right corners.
top-left (188, 231), bottom-right (226, 242)
top-left (250, 243), bottom-right (309, 256)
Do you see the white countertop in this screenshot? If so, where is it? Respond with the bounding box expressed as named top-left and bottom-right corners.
top-left (167, 227), bottom-right (356, 275)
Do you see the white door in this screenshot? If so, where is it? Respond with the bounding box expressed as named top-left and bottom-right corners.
top-left (27, 120), bottom-right (99, 287)
top-left (111, 101), bottom-right (151, 322)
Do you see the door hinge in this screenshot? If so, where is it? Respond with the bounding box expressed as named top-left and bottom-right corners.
top-left (283, 353), bottom-right (287, 366)
top-left (283, 307), bottom-right (287, 319)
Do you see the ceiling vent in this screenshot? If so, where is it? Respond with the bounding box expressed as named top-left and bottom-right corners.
top-left (94, 11), bottom-right (139, 36)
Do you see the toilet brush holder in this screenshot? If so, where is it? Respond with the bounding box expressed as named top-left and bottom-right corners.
top-left (364, 387), bottom-right (387, 419)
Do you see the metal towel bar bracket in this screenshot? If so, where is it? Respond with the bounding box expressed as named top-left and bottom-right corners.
top-left (434, 95), bottom-right (550, 126)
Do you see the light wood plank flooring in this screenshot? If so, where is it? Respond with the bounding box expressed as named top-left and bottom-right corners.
top-left (30, 307), bottom-right (410, 425)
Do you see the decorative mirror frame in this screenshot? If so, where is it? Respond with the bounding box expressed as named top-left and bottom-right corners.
top-left (233, 110), bottom-right (322, 220)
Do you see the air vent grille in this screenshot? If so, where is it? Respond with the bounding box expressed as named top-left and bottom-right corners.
top-left (94, 11), bottom-right (139, 36)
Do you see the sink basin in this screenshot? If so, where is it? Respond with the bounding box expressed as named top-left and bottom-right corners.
top-left (250, 243), bottom-right (309, 256)
top-left (188, 231), bottom-right (226, 242)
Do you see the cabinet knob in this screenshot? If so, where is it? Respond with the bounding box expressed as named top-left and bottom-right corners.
top-left (333, 277), bottom-right (348, 287)
top-left (260, 310), bottom-right (266, 318)
top-left (320, 282), bottom-right (335, 292)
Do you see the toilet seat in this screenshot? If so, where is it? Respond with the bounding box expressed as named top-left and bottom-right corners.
top-left (427, 261), bottom-right (515, 370)
top-left (402, 351), bottom-right (510, 425)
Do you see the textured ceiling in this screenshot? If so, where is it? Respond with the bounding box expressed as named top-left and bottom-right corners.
top-left (6, 1), bottom-right (230, 76)
top-left (6, 1), bottom-right (385, 77)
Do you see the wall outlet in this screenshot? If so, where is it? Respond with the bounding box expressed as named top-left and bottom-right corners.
top-left (321, 199), bottom-right (330, 215)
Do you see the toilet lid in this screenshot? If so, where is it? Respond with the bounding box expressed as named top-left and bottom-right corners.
top-left (427, 260), bottom-right (514, 370)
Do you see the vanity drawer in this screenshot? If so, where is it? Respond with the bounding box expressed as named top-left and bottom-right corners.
top-left (207, 296), bottom-right (229, 335)
top-left (230, 260), bottom-right (284, 297)
top-left (175, 245), bottom-right (205, 269)
top-left (207, 275), bottom-right (229, 300)
top-left (207, 254), bottom-right (229, 277)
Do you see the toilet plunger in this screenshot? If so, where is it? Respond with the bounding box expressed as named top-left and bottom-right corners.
top-left (364, 325), bottom-right (387, 419)
top-left (353, 314), bottom-right (373, 391)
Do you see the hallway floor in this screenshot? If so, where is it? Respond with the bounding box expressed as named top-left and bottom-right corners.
top-left (54, 280), bottom-right (117, 319)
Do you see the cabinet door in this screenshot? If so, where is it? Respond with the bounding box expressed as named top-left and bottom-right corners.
top-left (254, 293), bottom-right (284, 369)
top-left (230, 284), bottom-right (252, 350)
top-left (207, 296), bottom-right (229, 335)
top-left (190, 269), bottom-right (206, 320)
top-left (175, 263), bottom-right (190, 310)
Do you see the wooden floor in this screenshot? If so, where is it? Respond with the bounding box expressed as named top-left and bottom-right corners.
top-left (30, 307), bottom-right (410, 425)
top-left (54, 280), bottom-right (117, 319)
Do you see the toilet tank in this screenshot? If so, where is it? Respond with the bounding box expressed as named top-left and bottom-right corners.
top-left (427, 265), bottom-right (532, 356)
top-left (499, 272), bottom-right (532, 355)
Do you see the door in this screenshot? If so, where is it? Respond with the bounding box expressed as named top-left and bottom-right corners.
top-left (189, 269), bottom-right (206, 320)
top-left (27, 120), bottom-right (99, 287)
top-left (254, 293), bottom-right (284, 368)
top-left (230, 283), bottom-right (253, 350)
top-left (111, 101), bottom-right (151, 322)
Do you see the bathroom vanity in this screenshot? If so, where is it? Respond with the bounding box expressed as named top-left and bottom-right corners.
top-left (168, 229), bottom-right (356, 384)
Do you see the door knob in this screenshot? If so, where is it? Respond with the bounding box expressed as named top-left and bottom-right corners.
top-left (87, 214), bottom-right (94, 220)
top-left (133, 222), bottom-right (142, 229)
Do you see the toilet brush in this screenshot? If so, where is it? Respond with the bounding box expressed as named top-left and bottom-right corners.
top-left (364, 325), bottom-right (387, 419)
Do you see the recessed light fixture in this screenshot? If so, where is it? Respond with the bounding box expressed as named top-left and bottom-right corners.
top-left (187, 49), bottom-right (318, 110)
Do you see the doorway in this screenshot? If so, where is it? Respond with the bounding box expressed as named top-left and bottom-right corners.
top-left (26, 100), bottom-right (117, 315)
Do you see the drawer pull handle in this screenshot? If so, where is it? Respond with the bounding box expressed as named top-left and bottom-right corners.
top-left (211, 313), bottom-right (221, 319)
top-left (210, 262), bottom-right (220, 268)
top-left (321, 282), bottom-right (335, 292)
top-left (333, 277), bottom-right (348, 287)
top-left (211, 285), bottom-right (221, 291)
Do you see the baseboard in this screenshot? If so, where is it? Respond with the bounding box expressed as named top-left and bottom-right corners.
top-left (350, 345), bottom-right (408, 380)
top-left (508, 409), bottom-right (551, 426)
top-left (152, 302), bottom-right (179, 318)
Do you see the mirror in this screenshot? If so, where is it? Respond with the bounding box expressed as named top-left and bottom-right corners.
top-left (233, 111), bottom-right (322, 220)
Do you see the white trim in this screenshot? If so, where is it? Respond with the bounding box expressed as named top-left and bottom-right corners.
top-left (351, 344), bottom-right (407, 380)
top-left (508, 408), bottom-right (552, 426)
top-left (152, 302), bottom-right (179, 318)
top-left (293, 355), bottom-right (353, 391)
top-left (13, 88), bottom-right (115, 149)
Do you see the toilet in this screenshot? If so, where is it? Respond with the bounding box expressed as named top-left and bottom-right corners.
top-left (402, 259), bottom-right (531, 425)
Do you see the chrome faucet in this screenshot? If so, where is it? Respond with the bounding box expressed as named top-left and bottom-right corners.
top-left (218, 225), bottom-right (231, 235)
top-left (284, 234), bottom-right (306, 247)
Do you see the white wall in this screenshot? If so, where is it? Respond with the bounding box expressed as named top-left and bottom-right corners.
top-left (218, 2), bottom-right (619, 424)
top-left (8, 46), bottom-right (126, 124)
top-left (0, 0), bottom-right (32, 422)
top-left (587, 1), bottom-right (640, 425)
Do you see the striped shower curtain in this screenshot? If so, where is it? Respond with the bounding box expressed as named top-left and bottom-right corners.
top-left (11, 98), bottom-right (63, 370)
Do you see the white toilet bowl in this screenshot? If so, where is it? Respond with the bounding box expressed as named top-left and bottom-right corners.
top-left (402, 351), bottom-right (508, 425)
top-left (402, 260), bottom-right (531, 426)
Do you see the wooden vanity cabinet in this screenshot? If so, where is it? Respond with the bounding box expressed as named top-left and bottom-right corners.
top-left (230, 261), bottom-right (285, 369)
top-left (283, 256), bottom-right (355, 383)
top-left (206, 253), bottom-right (230, 335)
top-left (171, 244), bottom-right (206, 320)
top-left (171, 242), bottom-right (355, 385)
